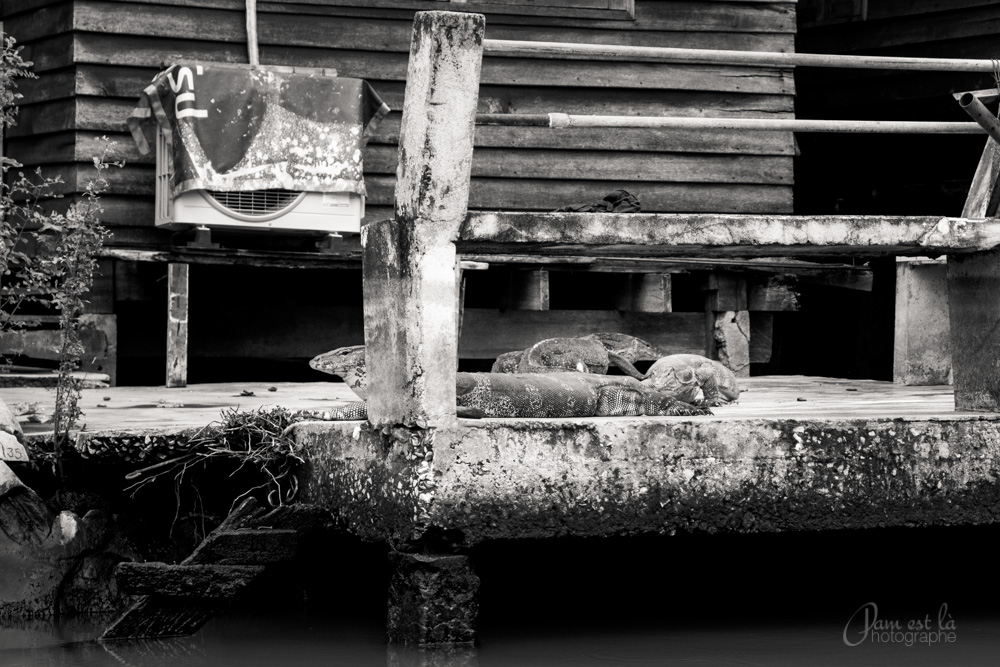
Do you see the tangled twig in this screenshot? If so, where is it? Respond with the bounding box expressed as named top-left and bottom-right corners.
top-left (124, 406), bottom-right (306, 508)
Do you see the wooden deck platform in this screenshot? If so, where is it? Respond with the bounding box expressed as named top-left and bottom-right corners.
top-left (0, 380), bottom-right (355, 438)
top-left (0, 375), bottom-right (983, 439)
top-left (0, 376), bottom-right (978, 439)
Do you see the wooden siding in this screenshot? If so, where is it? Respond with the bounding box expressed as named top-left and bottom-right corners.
top-left (3, 0), bottom-right (796, 248)
top-left (1, 0), bottom-right (796, 380)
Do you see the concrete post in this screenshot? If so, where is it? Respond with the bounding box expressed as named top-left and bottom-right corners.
top-left (894, 259), bottom-right (951, 386)
top-left (362, 11), bottom-right (484, 428)
top-left (948, 249), bottom-right (1000, 410)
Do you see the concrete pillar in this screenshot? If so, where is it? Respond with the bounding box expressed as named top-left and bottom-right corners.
top-left (362, 11), bottom-right (484, 429)
top-left (387, 551), bottom-right (480, 645)
top-left (894, 259), bottom-right (951, 386)
top-left (948, 249), bottom-right (1000, 410)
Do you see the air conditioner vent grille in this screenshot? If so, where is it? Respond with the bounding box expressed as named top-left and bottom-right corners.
top-left (206, 189), bottom-right (303, 217)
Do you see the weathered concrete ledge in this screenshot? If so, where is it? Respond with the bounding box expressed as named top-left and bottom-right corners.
top-left (459, 213), bottom-right (1000, 258)
top-left (293, 415), bottom-right (1000, 547)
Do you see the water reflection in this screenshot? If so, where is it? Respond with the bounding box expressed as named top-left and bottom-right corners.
top-left (388, 644), bottom-right (478, 667)
top-left (3, 610), bottom-right (1000, 667)
top-left (5, 526), bottom-right (1000, 666)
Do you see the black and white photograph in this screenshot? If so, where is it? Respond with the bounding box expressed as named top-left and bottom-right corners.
top-left (2, 0), bottom-right (1000, 664)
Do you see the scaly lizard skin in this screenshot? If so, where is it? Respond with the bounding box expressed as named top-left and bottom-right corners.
top-left (491, 333), bottom-right (663, 376)
top-left (640, 354), bottom-right (741, 407)
top-left (309, 344), bottom-right (366, 398)
top-left (304, 346), bottom-right (712, 420)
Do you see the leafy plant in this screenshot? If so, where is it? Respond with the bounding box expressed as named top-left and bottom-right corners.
top-left (0, 33), bottom-right (38, 328)
top-left (30, 149), bottom-right (118, 464)
top-left (2, 33), bottom-right (120, 478)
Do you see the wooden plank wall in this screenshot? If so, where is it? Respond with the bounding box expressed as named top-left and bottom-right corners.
top-left (0, 0), bottom-right (796, 381)
top-left (796, 0), bottom-right (998, 214)
top-left (4, 0), bottom-right (796, 249)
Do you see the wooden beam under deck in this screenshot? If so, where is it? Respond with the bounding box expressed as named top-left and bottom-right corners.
top-left (98, 246), bottom-right (873, 284)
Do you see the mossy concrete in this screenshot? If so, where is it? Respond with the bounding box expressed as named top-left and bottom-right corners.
top-left (459, 212), bottom-right (1000, 258)
top-left (293, 415), bottom-right (1000, 548)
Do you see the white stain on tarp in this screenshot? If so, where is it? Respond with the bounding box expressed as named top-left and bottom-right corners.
top-left (130, 65), bottom-right (389, 197)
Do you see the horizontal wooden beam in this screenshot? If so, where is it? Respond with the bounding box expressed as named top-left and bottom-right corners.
top-left (95, 247), bottom-right (871, 289)
top-left (457, 254), bottom-right (872, 280)
top-left (97, 246), bottom-right (362, 269)
top-left (459, 213), bottom-right (1000, 258)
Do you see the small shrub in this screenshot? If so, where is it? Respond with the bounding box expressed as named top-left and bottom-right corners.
top-left (2, 33), bottom-right (120, 479)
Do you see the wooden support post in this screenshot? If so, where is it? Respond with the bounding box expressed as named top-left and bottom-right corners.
top-left (962, 139), bottom-right (1000, 218)
top-left (948, 250), bottom-right (1000, 410)
top-left (166, 263), bottom-right (188, 388)
top-left (502, 269), bottom-right (550, 311)
top-left (703, 272), bottom-right (747, 312)
top-left (709, 311), bottom-right (751, 377)
top-left (362, 11), bottom-right (484, 428)
top-left (703, 273), bottom-right (750, 377)
top-left (80, 314), bottom-right (118, 386)
top-left (84, 258), bottom-right (115, 314)
top-left (894, 259), bottom-right (951, 386)
top-left (747, 276), bottom-right (799, 312)
top-left (617, 273), bottom-right (672, 313)
top-left (744, 276), bottom-right (796, 369)
top-left (457, 260), bottom-right (488, 345)
top-left (749, 313), bottom-right (774, 365)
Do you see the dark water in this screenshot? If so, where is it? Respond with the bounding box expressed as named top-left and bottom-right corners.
top-left (3, 608), bottom-right (999, 667)
top-left (4, 526), bottom-right (1000, 666)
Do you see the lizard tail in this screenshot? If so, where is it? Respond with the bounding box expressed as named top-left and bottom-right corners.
top-left (607, 351), bottom-right (647, 380)
top-left (293, 402), bottom-right (369, 421)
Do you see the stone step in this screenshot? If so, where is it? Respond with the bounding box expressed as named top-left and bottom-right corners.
top-left (114, 563), bottom-right (265, 598)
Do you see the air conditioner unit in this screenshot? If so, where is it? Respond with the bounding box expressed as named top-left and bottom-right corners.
top-left (154, 129), bottom-right (364, 234)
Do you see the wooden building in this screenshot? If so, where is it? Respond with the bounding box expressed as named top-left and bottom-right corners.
top-left (3, 0), bottom-right (808, 385)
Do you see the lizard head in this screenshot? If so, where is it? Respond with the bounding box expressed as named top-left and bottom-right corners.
top-left (309, 345), bottom-right (367, 399)
top-left (587, 332), bottom-right (663, 363)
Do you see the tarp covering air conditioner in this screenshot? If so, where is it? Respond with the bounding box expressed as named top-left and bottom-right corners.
top-left (128, 64), bottom-right (388, 198)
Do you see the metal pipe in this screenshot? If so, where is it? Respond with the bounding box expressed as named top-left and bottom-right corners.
top-left (245, 0), bottom-right (259, 66)
top-left (958, 92), bottom-right (1000, 144)
top-left (955, 89), bottom-right (1000, 107)
top-left (477, 114), bottom-right (550, 127)
top-left (476, 113), bottom-right (986, 134)
top-left (483, 39), bottom-right (1000, 72)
